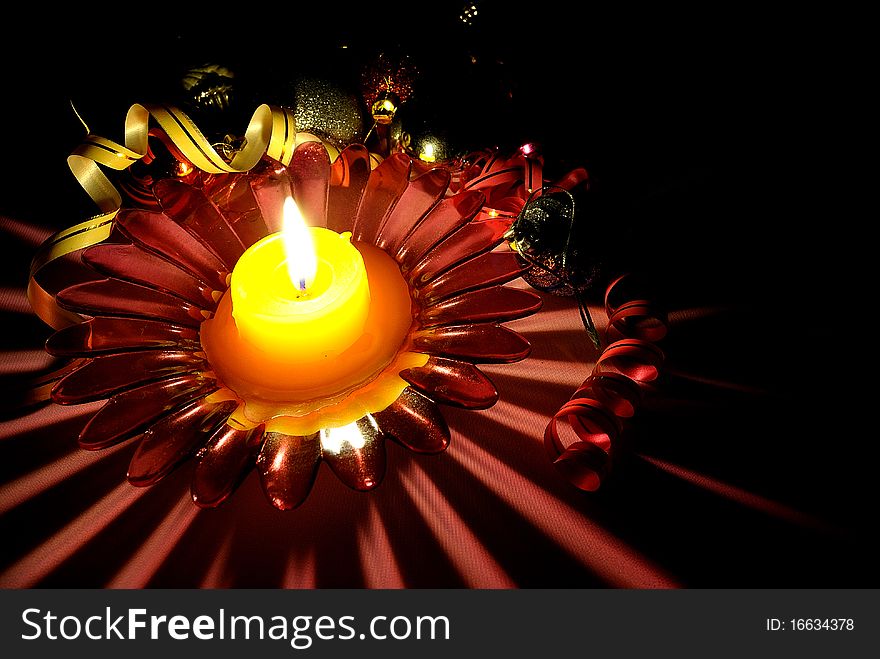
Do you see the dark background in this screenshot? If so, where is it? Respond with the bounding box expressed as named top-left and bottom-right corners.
top-left (0, 3), bottom-right (857, 304)
top-left (0, 4), bottom-right (872, 586)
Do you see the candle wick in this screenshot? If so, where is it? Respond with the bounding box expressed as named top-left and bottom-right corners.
top-left (298, 278), bottom-right (307, 291)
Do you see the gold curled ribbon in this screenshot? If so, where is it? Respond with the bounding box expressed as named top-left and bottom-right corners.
top-left (28, 103), bottom-right (305, 330)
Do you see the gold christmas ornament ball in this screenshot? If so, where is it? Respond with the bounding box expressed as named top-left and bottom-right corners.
top-left (360, 51), bottom-right (417, 116)
top-left (371, 90), bottom-right (400, 125)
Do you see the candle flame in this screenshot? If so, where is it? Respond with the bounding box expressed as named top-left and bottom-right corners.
top-left (282, 197), bottom-right (317, 291)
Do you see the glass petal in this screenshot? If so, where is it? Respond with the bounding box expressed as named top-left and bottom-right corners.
top-left (407, 217), bottom-right (512, 285)
top-left (51, 350), bottom-right (207, 404)
top-left (45, 317), bottom-right (200, 356)
top-left (417, 251), bottom-right (528, 304)
top-left (256, 431), bottom-right (322, 511)
top-left (400, 357), bottom-right (498, 409)
top-left (79, 374), bottom-right (219, 450)
top-left (412, 324), bottom-right (531, 363)
top-left (321, 415), bottom-right (385, 491)
top-left (376, 167), bottom-right (451, 253)
top-left (372, 388), bottom-right (449, 454)
top-left (351, 153), bottom-right (411, 244)
top-left (56, 279), bottom-right (207, 327)
top-left (34, 248), bottom-right (106, 300)
top-left (116, 209), bottom-right (229, 291)
top-left (192, 423), bottom-right (264, 508)
top-left (419, 286), bottom-right (543, 327)
top-left (201, 170), bottom-right (271, 248)
top-left (289, 141), bottom-right (331, 228)
top-left (249, 161), bottom-right (294, 235)
top-left (83, 243), bottom-right (218, 308)
top-left (396, 190), bottom-right (484, 272)
top-left (327, 145), bottom-right (372, 233)
top-left (127, 399), bottom-right (237, 487)
top-left (154, 179), bottom-right (246, 269)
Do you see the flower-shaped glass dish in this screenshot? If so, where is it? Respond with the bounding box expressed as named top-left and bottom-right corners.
top-left (44, 141), bottom-right (542, 509)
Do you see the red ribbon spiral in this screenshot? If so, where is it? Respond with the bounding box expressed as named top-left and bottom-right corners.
top-left (544, 274), bottom-right (668, 491)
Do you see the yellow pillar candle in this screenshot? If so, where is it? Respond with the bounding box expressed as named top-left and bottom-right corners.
top-left (230, 198), bottom-right (371, 361)
top-left (200, 196), bottom-right (429, 436)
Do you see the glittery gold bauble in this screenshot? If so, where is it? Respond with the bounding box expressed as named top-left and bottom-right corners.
top-left (290, 76), bottom-right (365, 147)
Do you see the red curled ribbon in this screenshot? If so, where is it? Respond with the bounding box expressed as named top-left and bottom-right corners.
top-left (544, 273), bottom-right (668, 491)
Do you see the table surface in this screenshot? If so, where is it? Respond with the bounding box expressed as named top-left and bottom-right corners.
top-left (0, 206), bottom-right (869, 588)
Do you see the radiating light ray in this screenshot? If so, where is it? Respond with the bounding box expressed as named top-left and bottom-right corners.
top-left (512, 328), bottom-right (603, 365)
top-left (489, 354), bottom-right (595, 368)
top-left (0, 287), bottom-right (36, 315)
top-left (0, 216), bottom-right (53, 247)
top-left (0, 482), bottom-right (147, 588)
top-left (491, 395), bottom-right (557, 419)
top-left (481, 377), bottom-right (589, 416)
top-left (0, 400), bottom-right (103, 441)
top-left (450, 434), bottom-right (679, 588)
top-left (0, 349), bottom-right (58, 375)
top-left (283, 547), bottom-right (317, 589)
top-left (501, 302), bottom-right (593, 328)
top-left (515, 325), bottom-right (604, 340)
top-left (481, 362), bottom-right (592, 390)
top-left (400, 462), bottom-right (516, 588)
top-left (638, 454), bottom-right (834, 531)
top-left (488, 308), bottom-right (607, 350)
top-left (0, 440), bottom-right (132, 514)
top-left (664, 366), bottom-right (772, 395)
top-left (200, 528), bottom-right (236, 588)
top-left (106, 491), bottom-right (201, 588)
top-left (460, 399), bottom-right (553, 449)
top-left (667, 305), bottom-right (733, 325)
top-left (358, 500), bottom-right (405, 588)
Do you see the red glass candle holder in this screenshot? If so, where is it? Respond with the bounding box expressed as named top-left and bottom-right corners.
top-left (43, 140), bottom-right (542, 509)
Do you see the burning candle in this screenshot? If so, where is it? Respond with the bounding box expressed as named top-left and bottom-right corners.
top-left (200, 196), bottom-right (428, 436)
top-left (230, 198), bottom-right (371, 361)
